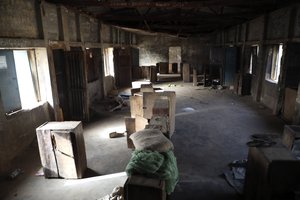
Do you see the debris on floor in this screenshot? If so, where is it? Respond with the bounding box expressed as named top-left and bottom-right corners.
top-left (223, 159), bottom-right (247, 195)
top-left (168, 84), bottom-right (177, 87)
top-left (97, 186), bottom-right (124, 200)
top-left (8, 168), bottom-right (23, 180)
top-left (246, 134), bottom-right (279, 147)
top-left (109, 132), bottom-right (125, 138)
top-left (181, 107), bottom-right (195, 112)
top-left (108, 95), bottom-right (130, 112)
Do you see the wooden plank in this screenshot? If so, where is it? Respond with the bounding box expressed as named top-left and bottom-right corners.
top-left (182, 63), bottom-right (190, 82)
top-left (283, 87), bottom-right (297, 122)
top-left (135, 115), bottom-right (148, 132)
top-left (36, 123), bottom-right (59, 178)
top-left (125, 117), bottom-right (136, 149)
top-left (140, 84), bottom-right (154, 93)
top-left (149, 65), bottom-right (157, 83)
top-left (52, 130), bottom-right (74, 156)
top-left (130, 95), bottom-right (143, 118)
top-left (152, 98), bottom-right (169, 116)
top-left (193, 68), bottom-right (197, 86)
top-left (73, 122), bottom-right (87, 178)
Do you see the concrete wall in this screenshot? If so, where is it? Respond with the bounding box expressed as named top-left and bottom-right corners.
top-left (0, 101), bottom-right (51, 174)
top-left (0, 0), bottom-right (138, 175)
top-left (137, 35), bottom-right (174, 66)
top-left (0, 0), bottom-right (40, 39)
top-left (137, 35), bottom-right (210, 69)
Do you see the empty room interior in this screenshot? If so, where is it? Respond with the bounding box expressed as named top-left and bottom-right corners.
top-left (1, 0), bottom-right (300, 200)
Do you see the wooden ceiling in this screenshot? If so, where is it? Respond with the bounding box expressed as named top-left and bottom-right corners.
top-left (46, 0), bottom-right (299, 37)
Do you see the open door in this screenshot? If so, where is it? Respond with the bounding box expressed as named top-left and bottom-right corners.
top-left (114, 47), bottom-right (132, 88)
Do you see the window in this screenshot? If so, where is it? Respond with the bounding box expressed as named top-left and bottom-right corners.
top-left (103, 48), bottom-right (114, 77)
top-left (265, 44), bottom-right (283, 83)
top-left (0, 49), bottom-right (40, 114)
top-left (248, 45), bottom-right (259, 74)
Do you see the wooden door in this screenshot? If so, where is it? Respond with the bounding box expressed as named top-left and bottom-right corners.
top-left (224, 47), bottom-right (239, 87)
top-left (65, 50), bottom-right (89, 121)
top-left (114, 47), bottom-right (132, 88)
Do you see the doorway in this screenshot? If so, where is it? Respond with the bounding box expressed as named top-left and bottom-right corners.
top-left (52, 48), bottom-right (89, 121)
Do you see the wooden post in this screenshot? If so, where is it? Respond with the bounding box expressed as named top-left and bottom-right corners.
top-left (182, 63), bottom-right (190, 82)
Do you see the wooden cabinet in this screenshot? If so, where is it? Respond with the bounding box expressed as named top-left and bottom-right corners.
top-left (36, 121), bottom-right (87, 179)
top-left (244, 146), bottom-right (300, 200)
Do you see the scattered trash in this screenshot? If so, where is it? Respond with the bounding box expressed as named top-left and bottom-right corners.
top-left (168, 84), bottom-right (177, 87)
top-left (109, 132), bottom-right (125, 138)
top-left (246, 134), bottom-right (279, 147)
top-left (109, 95), bottom-right (129, 112)
top-left (8, 168), bottom-right (23, 180)
top-left (223, 159), bottom-right (247, 194)
top-left (97, 186), bottom-right (124, 200)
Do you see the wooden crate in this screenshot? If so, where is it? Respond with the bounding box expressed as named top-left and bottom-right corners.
top-left (36, 121), bottom-right (87, 179)
top-left (124, 175), bottom-right (166, 200)
top-left (282, 125), bottom-right (300, 150)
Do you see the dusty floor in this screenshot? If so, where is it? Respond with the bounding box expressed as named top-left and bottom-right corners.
top-left (0, 82), bottom-right (285, 200)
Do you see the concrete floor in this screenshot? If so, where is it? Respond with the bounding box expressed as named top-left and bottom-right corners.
top-left (0, 82), bottom-right (285, 200)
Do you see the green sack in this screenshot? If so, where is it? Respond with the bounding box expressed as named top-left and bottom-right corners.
top-left (125, 150), bottom-right (179, 194)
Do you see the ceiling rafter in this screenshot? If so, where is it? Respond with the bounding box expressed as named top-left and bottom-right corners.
top-left (47, 0), bottom-right (294, 9)
top-left (45, 0), bottom-right (299, 37)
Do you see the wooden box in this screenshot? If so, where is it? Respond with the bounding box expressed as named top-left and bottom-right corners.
top-left (244, 146), bottom-right (300, 200)
top-left (282, 125), bottom-right (300, 150)
top-left (36, 121), bottom-right (87, 179)
top-left (283, 87), bottom-right (297, 122)
top-left (124, 175), bottom-right (166, 200)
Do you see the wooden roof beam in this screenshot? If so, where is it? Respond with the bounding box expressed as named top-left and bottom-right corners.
top-left (47, 0), bottom-right (297, 9)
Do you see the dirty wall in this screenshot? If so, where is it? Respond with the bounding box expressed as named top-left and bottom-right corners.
top-left (137, 34), bottom-right (210, 70)
top-left (213, 4), bottom-right (300, 123)
top-left (0, 0), bottom-right (136, 175)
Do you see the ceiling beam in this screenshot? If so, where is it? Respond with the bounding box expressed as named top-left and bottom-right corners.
top-left (46, 0), bottom-right (297, 9)
top-left (99, 11), bottom-right (258, 22)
